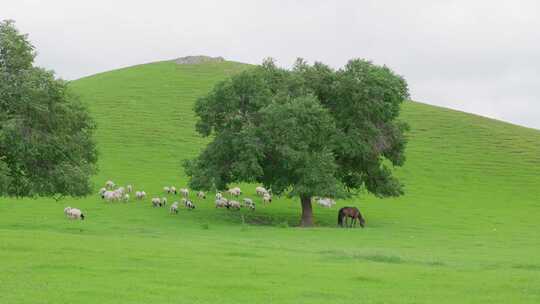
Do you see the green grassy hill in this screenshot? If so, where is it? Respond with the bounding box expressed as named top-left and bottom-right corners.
top-left (1, 60), bottom-right (539, 303)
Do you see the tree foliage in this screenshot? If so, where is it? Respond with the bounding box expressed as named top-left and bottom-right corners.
top-left (0, 20), bottom-right (98, 198)
top-left (184, 58), bottom-right (409, 225)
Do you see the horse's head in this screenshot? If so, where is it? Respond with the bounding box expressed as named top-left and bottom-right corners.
top-left (358, 215), bottom-right (365, 228)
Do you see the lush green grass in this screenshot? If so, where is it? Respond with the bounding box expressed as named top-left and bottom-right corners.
top-left (1, 60), bottom-right (539, 303)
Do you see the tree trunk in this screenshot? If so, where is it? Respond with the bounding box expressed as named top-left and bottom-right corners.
top-left (300, 195), bottom-right (313, 227)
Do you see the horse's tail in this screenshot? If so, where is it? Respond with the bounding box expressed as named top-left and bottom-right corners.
top-left (337, 208), bottom-right (344, 226)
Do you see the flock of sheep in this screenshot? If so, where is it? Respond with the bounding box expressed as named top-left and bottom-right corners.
top-left (64, 180), bottom-right (337, 221)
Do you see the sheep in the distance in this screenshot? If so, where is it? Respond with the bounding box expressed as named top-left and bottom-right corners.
top-left (215, 192), bottom-right (223, 200)
top-left (180, 188), bottom-right (189, 198)
top-left (215, 198), bottom-right (228, 208)
top-left (151, 197), bottom-right (162, 207)
top-left (67, 208), bottom-right (85, 220)
top-left (316, 197), bottom-right (336, 208)
top-left (126, 184), bottom-right (133, 193)
top-left (262, 193), bottom-right (272, 204)
top-left (170, 186), bottom-right (177, 195)
top-left (170, 202), bottom-right (179, 214)
top-left (243, 198), bottom-right (255, 211)
top-left (163, 186), bottom-right (171, 194)
top-left (255, 186), bottom-right (268, 196)
top-left (227, 187), bottom-right (241, 199)
top-left (227, 200), bottom-right (241, 210)
top-left (185, 200), bottom-right (195, 209)
top-left (64, 207), bottom-right (72, 217)
top-left (197, 191), bottom-right (206, 199)
top-left (105, 180), bottom-right (115, 189)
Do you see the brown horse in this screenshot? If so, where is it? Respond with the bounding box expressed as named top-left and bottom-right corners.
top-left (338, 207), bottom-right (365, 228)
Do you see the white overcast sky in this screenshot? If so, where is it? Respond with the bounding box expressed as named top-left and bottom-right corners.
top-left (2, 0), bottom-right (539, 129)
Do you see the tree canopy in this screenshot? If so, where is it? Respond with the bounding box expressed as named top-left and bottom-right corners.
top-left (0, 20), bottom-right (98, 198)
top-left (184, 58), bottom-right (409, 226)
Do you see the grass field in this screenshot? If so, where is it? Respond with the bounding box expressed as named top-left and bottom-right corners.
top-left (1, 60), bottom-right (539, 303)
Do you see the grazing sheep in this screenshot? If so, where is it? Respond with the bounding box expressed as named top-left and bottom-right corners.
top-left (243, 198), bottom-right (255, 211)
top-left (151, 197), bottom-right (162, 207)
top-left (317, 197), bottom-right (336, 208)
top-left (185, 200), bottom-right (195, 209)
top-left (68, 208), bottom-right (85, 220)
top-left (122, 193), bottom-right (130, 203)
top-left (64, 207), bottom-right (72, 217)
top-left (215, 192), bottom-right (223, 200)
top-left (141, 191), bottom-right (146, 199)
top-left (197, 191), bottom-right (206, 199)
top-left (126, 184), bottom-right (133, 193)
top-left (255, 186), bottom-right (268, 196)
top-left (163, 186), bottom-right (170, 194)
top-left (99, 188), bottom-right (107, 197)
top-left (161, 197), bottom-right (168, 206)
top-left (104, 190), bottom-right (120, 202)
top-left (170, 186), bottom-right (177, 195)
top-left (229, 187), bottom-right (242, 196)
top-left (105, 180), bottom-right (115, 189)
top-left (227, 200), bottom-right (241, 210)
top-left (170, 202), bottom-right (179, 214)
top-left (262, 193), bottom-right (272, 204)
top-left (179, 188), bottom-right (189, 198)
top-left (135, 191), bottom-right (142, 200)
top-left (215, 198), bottom-right (228, 208)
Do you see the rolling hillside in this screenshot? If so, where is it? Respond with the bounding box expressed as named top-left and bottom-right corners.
top-left (1, 59), bottom-right (539, 303)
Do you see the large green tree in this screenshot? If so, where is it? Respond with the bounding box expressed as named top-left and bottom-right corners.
top-left (0, 20), bottom-right (97, 198)
top-left (184, 58), bottom-right (409, 226)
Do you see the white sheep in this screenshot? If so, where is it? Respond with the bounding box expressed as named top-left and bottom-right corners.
top-left (163, 186), bottom-right (171, 194)
top-left (317, 197), bottom-right (336, 208)
top-left (215, 198), bottom-right (228, 208)
top-left (228, 200), bottom-right (241, 210)
top-left (105, 180), bottom-right (115, 189)
top-left (68, 208), bottom-right (85, 220)
top-left (170, 202), bottom-right (179, 214)
top-left (243, 198), bottom-right (255, 210)
top-left (122, 193), bottom-right (130, 203)
top-left (161, 197), bottom-right (168, 206)
top-left (185, 200), bottom-right (195, 209)
top-left (64, 207), bottom-right (72, 217)
top-left (215, 192), bottom-right (223, 200)
top-left (227, 187), bottom-right (241, 198)
top-left (151, 197), bottom-right (162, 207)
top-left (104, 190), bottom-right (120, 202)
top-left (263, 193), bottom-right (272, 204)
top-left (255, 186), bottom-right (268, 196)
top-left (126, 184), bottom-right (133, 193)
top-left (179, 188), bottom-right (189, 198)
top-left (197, 191), bottom-right (206, 199)
top-left (99, 188), bottom-right (107, 197)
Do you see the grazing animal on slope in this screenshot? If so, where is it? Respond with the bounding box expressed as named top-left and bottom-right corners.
top-left (105, 180), bottom-right (115, 189)
top-left (152, 197), bottom-right (162, 207)
top-left (180, 188), bottom-right (189, 198)
top-left (185, 200), bottom-right (195, 209)
top-left (337, 207), bottom-right (365, 228)
top-left (170, 202), bottom-right (179, 214)
top-left (227, 200), bottom-right (241, 210)
top-left (215, 198), bottom-right (228, 208)
top-left (67, 208), bottom-right (85, 220)
top-left (197, 191), bottom-right (206, 199)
